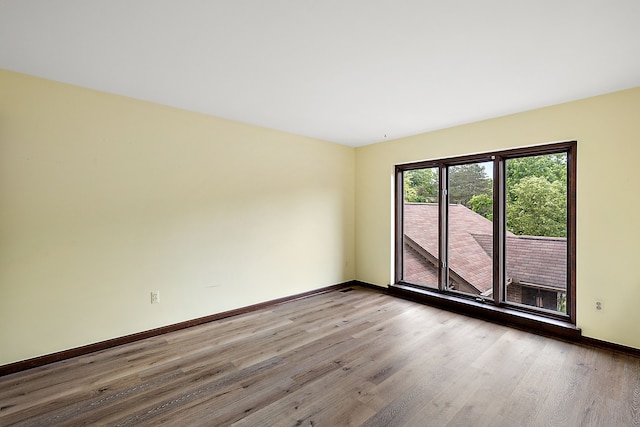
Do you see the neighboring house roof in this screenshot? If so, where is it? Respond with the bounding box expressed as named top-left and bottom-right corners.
top-left (473, 234), bottom-right (566, 291)
top-left (404, 242), bottom-right (439, 285)
top-left (403, 203), bottom-right (566, 293)
top-left (404, 203), bottom-right (493, 293)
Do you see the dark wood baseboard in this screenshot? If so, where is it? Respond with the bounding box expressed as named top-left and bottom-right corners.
top-left (351, 280), bottom-right (388, 292)
top-left (580, 336), bottom-right (640, 358)
top-left (389, 283), bottom-right (582, 341)
top-left (0, 281), bottom-right (355, 377)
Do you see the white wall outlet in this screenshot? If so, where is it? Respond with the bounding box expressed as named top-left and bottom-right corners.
top-left (151, 291), bottom-right (160, 304)
top-left (595, 299), bottom-right (603, 311)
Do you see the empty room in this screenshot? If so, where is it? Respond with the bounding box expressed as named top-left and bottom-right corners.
top-left (1, 1), bottom-right (639, 426)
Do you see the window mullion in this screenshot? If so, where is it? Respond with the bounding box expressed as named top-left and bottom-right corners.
top-left (438, 165), bottom-right (448, 291)
top-left (567, 143), bottom-right (577, 323)
top-left (493, 156), bottom-right (505, 306)
top-left (394, 167), bottom-right (404, 285)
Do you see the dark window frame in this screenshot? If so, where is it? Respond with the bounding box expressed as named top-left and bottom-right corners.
top-left (394, 141), bottom-right (577, 325)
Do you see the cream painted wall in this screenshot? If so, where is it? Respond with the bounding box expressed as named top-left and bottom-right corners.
top-left (0, 70), bottom-right (355, 365)
top-left (355, 87), bottom-right (640, 350)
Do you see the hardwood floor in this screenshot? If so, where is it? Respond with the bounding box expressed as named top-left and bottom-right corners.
top-left (1, 286), bottom-right (639, 426)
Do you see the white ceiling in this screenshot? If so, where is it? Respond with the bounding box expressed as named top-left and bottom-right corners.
top-left (1, 1), bottom-right (639, 146)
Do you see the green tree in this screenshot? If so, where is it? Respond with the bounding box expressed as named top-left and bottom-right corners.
top-left (506, 154), bottom-right (566, 200)
top-left (507, 176), bottom-right (566, 237)
top-left (404, 155), bottom-right (568, 238)
top-left (505, 154), bottom-right (567, 237)
top-left (404, 168), bottom-right (437, 203)
top-left (468, 193), bottom-right (493, 221)
top-left (449, 164), bottom-right (491, 206)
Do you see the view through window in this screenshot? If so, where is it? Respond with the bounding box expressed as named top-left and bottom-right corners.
top-left (505, 153), bottom-right (568, 313)
top-left (403, 167), bottom-right (439, 288)
top-left (397, 142), bottom-right (575, 321)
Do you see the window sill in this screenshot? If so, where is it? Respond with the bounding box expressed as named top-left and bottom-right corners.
top-left (389, 283), bottom-right (581, 341)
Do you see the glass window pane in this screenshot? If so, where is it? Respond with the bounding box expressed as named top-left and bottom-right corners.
top-left (505, 153), bottom-right (568, 313)
top-left (403, 168), bottom-right (439, 288)
top-left (447, 161), bottom-right (494, 297)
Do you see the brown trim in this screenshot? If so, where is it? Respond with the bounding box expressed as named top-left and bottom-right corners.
top-left (395, 141), bottom-right (573, 170)
top-left (567, 141), bottom-right (577, 323)
top-left (580, 336), bottom-right (640, 359)
top-left (492, 155), bottom-right (505, 305)
top-left (394, 165), bottom-right (404, 284)
top-left (389, 283), bottom-right (581, 341)
top-left (352, 280), bottom-right (389, 292)
top-left (0, 282), bottom-right (354, 377)
top-left (438, 165), bottom-right (448, 291)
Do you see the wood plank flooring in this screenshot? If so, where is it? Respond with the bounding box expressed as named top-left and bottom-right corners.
top-left (1, 286), bottom-right (639, 426)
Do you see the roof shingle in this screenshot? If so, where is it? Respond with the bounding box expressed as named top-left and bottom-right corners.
top-left (403, 203), bottom-right (566, 293)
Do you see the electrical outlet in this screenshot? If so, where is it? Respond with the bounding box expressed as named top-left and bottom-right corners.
top-left (595, 299), bottom-right (603, 311)
top-left (151, 291), bottom-right (160, 304)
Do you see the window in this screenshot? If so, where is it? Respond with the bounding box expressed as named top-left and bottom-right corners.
top-left (395, 141), bottom-right (576, 323)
